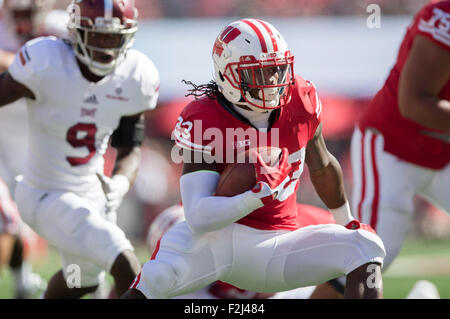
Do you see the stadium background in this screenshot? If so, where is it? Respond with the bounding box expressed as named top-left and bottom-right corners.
top-left (0, 0), bottom-right (449, 298)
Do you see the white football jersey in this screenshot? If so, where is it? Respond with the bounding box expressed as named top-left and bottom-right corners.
top-left (8, 36), bottom-right (160, 194)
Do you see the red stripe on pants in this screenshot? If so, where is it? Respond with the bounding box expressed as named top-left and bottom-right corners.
top-left (357, 130), bottom-right (366, 221)
top-left (369, 135), bottom-right (380, 230)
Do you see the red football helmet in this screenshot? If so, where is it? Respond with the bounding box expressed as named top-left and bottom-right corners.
top-left (212, 19), bottom-right (295, 110)
top-left (67, 0), bottom-right (138, 76)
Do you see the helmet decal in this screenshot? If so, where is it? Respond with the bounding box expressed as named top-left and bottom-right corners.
top-left (241, 19), bottom-right (268, 53)
top-left (213, 25), bottom-right (241, 58)
top-left (212, 19), bottom-right (295, 110)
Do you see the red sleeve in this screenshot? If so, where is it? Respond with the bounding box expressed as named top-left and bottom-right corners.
top-left (294, 77), bottom-right (322, 141)
top-left (172, 99), bottom-right (220, 156)
top-left (416, 1), bottom-right (450, 51)
top-left (304, 80), bottom-right (323, 141)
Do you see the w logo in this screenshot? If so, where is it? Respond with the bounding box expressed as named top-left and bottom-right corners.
top-left (213, 26), bottom-right (241, 57)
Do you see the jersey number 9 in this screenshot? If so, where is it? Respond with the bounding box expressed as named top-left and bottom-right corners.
top-left (66, 123), bottom-right (97, 166)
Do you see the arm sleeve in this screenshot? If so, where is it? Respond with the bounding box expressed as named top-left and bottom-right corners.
top-left (138, 53), bottom-right (160, 112)
top-left (180, 170), bottom-right (263, 234)
top-left (305, 81), bottom-right (323, 140)
top-left (7, 38), bottom-right (52, 102)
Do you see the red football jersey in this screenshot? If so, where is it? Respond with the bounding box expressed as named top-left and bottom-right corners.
top-left (359, 0), bottom-right (450, 170)
top-left (173, 75), bottom-right (322, 231)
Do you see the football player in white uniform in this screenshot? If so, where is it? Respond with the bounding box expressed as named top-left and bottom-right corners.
top-left (0, 0), bottom-right (62, 299)
top-left (0, 0), bottom-right (160, 299)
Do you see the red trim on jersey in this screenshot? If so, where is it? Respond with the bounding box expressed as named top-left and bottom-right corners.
top-left (19, 51), bottom-right (27, 66)
top-left (130, 272), bottom-right (141, 289)
top-left (151, 238), bottom-right (161, 260)
top-left (242, 19), bottom-right (268, 53)
top-left (369, 135), bottom-right (380, 230)
top-left (357, 131), bottom-right (366, 221)
top-left (255, 19), bottom-right (278, 51)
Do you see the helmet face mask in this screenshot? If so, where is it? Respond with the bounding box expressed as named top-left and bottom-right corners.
top-left (67, 0), bottom-right (138, 77)
top-left (225, 52), bottom-right (294, 109)
top-left (213, 19), bottom-right (295, 110)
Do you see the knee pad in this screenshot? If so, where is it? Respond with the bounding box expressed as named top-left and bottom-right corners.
top-left (335, 227), bottom-right (386, 275)
top-left (354, 229), bottom-right (386, 268)
top-left (139, 255), bottom-right (189, 299)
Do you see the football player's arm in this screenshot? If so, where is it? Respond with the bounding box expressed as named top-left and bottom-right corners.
top-left (0, 71), bottom-right (35, 106)
top-left (398, 35), bottom-right (450, 131)
top-left (305, 123), bottom-right (353, 225)
top-left (0, 50), bottom-right (15, 73)
top-left (97, 112), bottom-right (146, 213)
top-left (181, 154), bottom-right (263, 234)
top-left (110, 112), bottom-right (147, 185)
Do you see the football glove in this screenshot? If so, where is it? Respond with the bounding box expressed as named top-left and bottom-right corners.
top-left (345, 219), bottom-right (376, 234)
top-left (251, 148), bottom-right (292, 205)
top-left (96, 173), bottom-right (130, 213)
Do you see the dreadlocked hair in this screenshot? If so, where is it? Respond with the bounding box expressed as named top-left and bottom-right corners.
top-left (182, 80), bottom-right (220, 100)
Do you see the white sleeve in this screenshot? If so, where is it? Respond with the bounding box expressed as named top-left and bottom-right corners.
top-left (180, 171), bottom-right (263, 234)
top-left (137, 52), bottom-right (160, 112)
top-left (8, 37), bottom-right (52, 101)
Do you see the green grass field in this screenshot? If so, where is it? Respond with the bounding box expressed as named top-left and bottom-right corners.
top-left (0, 237), bottom-right (449, 299)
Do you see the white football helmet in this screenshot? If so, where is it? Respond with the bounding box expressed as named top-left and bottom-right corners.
top-left (67, 0), bottom-right (138, 77)
top-left (212, 19), bottom-right (295, 110)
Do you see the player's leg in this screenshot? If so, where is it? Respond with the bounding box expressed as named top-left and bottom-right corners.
top-left (225, 223), bottom-right (385, 298)
top-left (110, 249), bottom-right (141, 296)
top-left (0, 233), bottom-right (15, 273)
top-left (44, 270), bottom-right (98, 299)
top-left (0, 180), bottom-right (45, 298)
top-left (124, 221), bottom-right (233, 299)
top-left (14, 181), bottom-right (137, 298)
top-left (344, 262), bottom-right (382, 298)
top-left (352, 128), bottom-right (424, 269)
top-left (315, 128), bottom-right (425, 298)
top-left (419, 162), bottom-right (449, 216)
top-left (9, 234), bottom-right (46, 298)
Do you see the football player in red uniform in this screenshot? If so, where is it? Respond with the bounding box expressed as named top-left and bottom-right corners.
top-left (123, 19), bottom-right (385, 299)
top-left (313, 0), bottom-right (449, 298)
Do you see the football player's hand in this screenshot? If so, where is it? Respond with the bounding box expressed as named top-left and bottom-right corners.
top-left (96, 173), bottom-right (130, 213)
top-left (251, 148), bottom-right (292, 205)
top-left (345, 219), bottom-right (376, 234)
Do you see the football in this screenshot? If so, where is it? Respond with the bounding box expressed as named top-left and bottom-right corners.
top-left (215, 146), bottom-right (282, 197)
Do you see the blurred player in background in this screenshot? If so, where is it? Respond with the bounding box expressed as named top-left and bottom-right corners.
top-left (0, 176), bottom-right (46, 298)
top-left (0, 0), bottom-right (160, 298)
top-left (123, 19), bottom-right (385, 300)
top-left (314, 0), bottom-right (449, 299)
top-left (0, 0), bottom-right (67, 299)
top-left (0, 0), bottom-right (68, 72)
